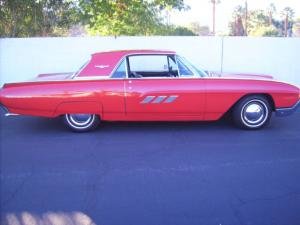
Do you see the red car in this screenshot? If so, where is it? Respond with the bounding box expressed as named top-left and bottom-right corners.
top-left (0, 50), bottom-right (299, 132)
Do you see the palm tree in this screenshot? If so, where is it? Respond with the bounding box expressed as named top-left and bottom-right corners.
top-left (266, 3), bottom-right (276, 26)
top-left (244, 0), bottom-right (248, 35)
top-left (210, 0), bottom-right (220, 35)
top-left (280, 7), bottom-right (295, 37)
top-left (232, 5), bottom-right (246, 36)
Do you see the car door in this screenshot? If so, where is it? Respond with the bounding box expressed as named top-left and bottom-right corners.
top-left (124, 54), bottom-right (206, 121)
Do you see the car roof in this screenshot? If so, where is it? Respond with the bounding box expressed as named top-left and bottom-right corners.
top-left (78, 50), bottom-right (176, 77)
top-left (92, 49), bottom-right (176, 57)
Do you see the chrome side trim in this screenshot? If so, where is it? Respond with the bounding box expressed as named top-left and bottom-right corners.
top-left (275, 100), bottom-right (300, 117)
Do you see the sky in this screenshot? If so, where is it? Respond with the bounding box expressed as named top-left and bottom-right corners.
top-left (170, 0), bottom-right (300, 33)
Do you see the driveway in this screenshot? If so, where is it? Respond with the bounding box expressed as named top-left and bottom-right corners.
top-left (1, 111), bottom-right (300, 225)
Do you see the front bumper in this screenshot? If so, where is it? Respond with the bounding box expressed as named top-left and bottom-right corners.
top-left (275, 100), bottom-right (300, 117)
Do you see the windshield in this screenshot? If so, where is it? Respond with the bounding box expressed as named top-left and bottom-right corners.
top-left (176, 56), bottom-right (207, 77)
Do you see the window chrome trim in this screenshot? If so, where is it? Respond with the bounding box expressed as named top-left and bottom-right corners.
top-left (111, 53), bottom-right (176, 79)
top-left (109, 58), bottom-right (127, 79)
top-left (176, 55), bottom-right (201, 78)
top-left (72, 52), bottom-right (207, 80)
top-left (74, 76), bottom-right (110, 80)
top-left (174, 55), bottom-right (181, 77)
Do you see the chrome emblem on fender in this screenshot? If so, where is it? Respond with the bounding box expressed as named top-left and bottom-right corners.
top-left (140, 95), bottom-right (178, 104)
top-left (141, 96), bottom-right (156, 104)
top-left (164, 95), bottom-right (178, 103)
top-left (152, 96), bottom-right (167, 104)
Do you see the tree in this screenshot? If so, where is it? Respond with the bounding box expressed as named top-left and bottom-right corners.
top-left (247, 10), bottom-right (269, 35)
top-left (188, 22), bottom-right (210, 36)
top-left (280, 7), bottom-right (295, 37)
top-left (228, 5), bottom-right (246, 36)
top-left (79, 0), bottom-right (189, 36)
top-left (250, 25), bottom-right (279, 37)
top-left (244, 0), bottom-right (248, 35)
top-left (0, 0), bottom-right (80, 37)
top-left (292, 18), bottom-right (300, 37)
top-left (210, 0), bottom-right (220, 35)
top-left (228, 3), bottom-right (297, 37)
top-left (266, 3), bottom-right (276, 26)
top-left (167, 26), bottom-right (195, 35)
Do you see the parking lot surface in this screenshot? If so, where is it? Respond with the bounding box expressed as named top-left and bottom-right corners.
top-left (1, 111), bottom-right (300, 225)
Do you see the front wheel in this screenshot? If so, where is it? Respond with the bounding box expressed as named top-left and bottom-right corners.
top-left (64, 114), bottom-right (100, 132)
top-left (232, 95), bottom-right (272, 130)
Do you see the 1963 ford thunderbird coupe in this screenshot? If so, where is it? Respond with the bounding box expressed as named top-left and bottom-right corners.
top-left (0, 50), bottom-right (299, 132)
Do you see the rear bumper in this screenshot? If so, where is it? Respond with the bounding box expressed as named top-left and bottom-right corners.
top-left (275, 100), bottom-right (300, 117)
top-left (0, 104), bottom-right (19, 116)
top-left (0, 104), bottom-right (9, 114)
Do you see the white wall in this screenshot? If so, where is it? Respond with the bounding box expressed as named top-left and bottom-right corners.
top-left (222, 37), bottom-right (300, 86)
top-left (0, 36), bottom-right (299, 87)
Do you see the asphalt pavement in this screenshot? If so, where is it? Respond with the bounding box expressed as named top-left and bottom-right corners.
top-left (1, 111), bottom-right (300, 225)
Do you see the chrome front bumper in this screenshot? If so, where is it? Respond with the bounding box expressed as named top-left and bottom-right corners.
top-left (275, 100), bottom-right (300, 117)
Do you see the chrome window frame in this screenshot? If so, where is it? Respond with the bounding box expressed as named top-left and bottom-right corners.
top-left (72, 52), bottom-right (205, 80)
top-left (124, 53), bottom-right (180, 79)
top-left (109, 58), bottom-right (128, 79)
top-left (175, 55), bottom-right (201, 78)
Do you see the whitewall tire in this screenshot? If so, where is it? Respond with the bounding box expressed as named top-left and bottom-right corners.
top-left (232, 95), bottom-right (272, 130)
top-left (64, 114), bottom-right (100, 132)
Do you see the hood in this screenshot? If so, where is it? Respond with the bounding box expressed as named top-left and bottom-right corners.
top-left (32, 72), bottom-right (74, 81)
top-left (208, 71), bottom-right (274, 80)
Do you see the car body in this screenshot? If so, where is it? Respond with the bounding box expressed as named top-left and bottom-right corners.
top-left (0, 49), bottom-right (299, 132)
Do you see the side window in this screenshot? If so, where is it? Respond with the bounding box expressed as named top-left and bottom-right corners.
top-left (111, 59), bottom-right (126, 78)
top-left (128, 55), bottom-right (178, 78)
top-left (129, 55), bottom-right (168, 72)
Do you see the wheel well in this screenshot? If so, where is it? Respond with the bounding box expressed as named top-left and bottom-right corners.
top-left (234, 93), bottom-right (275, 111)
top-left (218, 93), bottom-right (275, 121)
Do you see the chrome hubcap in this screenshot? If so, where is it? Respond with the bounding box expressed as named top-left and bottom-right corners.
top-left (244, 103), bottom-right (264, 124)
top-left (68, 114), bottom-right (94, 127)
top-left (241, 100), bottom-right (268, 127)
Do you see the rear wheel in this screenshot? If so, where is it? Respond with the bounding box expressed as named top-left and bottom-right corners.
top-left (232, 95), bottom-right (272, 129)
top-left (64, 114), bottom-right (100, 132)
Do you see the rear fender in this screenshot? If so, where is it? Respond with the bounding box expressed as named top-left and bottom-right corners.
top-left (54, 101), bottom-right (103, 117)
